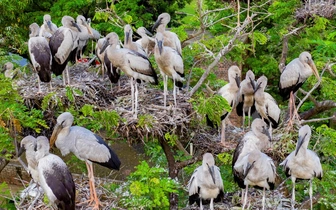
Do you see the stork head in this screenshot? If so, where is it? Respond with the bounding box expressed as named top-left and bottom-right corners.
top-left (202, 153), bottom-right (216, 184)
top-left (228, 65), bottom-right (241, 88)
top-left (252, 118), bottom-right (272, 142)
top-left (29, 23), bottom-right (40, 38)
top-left (3, 62), bottom-right (14, 71)
top-left (50, 112), bottom-right (74, 147)
top-left (18, 135), bottom-right (37, 157)
top-left (77, 15), bottom-right (93, 35)
top-left (152, 13), bottom-right (171, 32)
top-left (124, 24), bottom-right (132, 45)
top-left (155, 32), bottom-right (164, 55)
top-left (295, 125), bottom-right (311, 156)
top-left (137, 27), bottom-right (153, 37)
top-left (101, 32), bottom-right (119, 52)
top-left (246, 70), bottom-right (256, 90)
top-left (62, 16), bottom-right (81, 32)
top-left (254, 75), bottom-right (267, 93)
top-left (300, 51), bottom-right (319, 80)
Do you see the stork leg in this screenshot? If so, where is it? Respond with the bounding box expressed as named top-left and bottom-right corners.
top-left (309, 179), bottom-right (313, 210)
top-left (86, 161), bottom-right (100, 210)
top-left (291, 177), bottom-right (296, 210)
top-left (37, 75), bottom-right (42, 94)
top-left (242, 109), bottom-right (246, 132)
top-left (62, 69), bottom-right (67, 86)
top-left (210, 198), bottom-right (214, 210)
top-left (162, 73), bottom-right (168, 107)
top-left (67, 65), bottom-right (70, 85)
top-left (262, 187), bottom-right (265, 210)
top-left (200, 198), bottom-right (203, 210)
top-left (173, 78), bottom-right (177, 107)
top-left (130, 78), bottom-right (135, 115)
top-left (220, 119), bottom-right (226, 145)
top-left (243, 184), bottom-right (249, 210)
top-left (248, 106), bottom-right (251, 128)
top-left (134, 81), bottom-right (138, 118)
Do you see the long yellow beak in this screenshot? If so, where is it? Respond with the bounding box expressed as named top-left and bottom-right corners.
top-left (50, 123), bottom-right (62, 147)
top-left (308, 59), bottom-right (320, 80)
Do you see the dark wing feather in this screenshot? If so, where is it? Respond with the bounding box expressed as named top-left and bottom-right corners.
top-left (232, 138), bottom-right (246, 189)
top-left (104, 53), bottom-right (120, 83)
top-left (30, 41), bottom-right (52, 82)
top-left (49, 30), bottom-right (68, 76)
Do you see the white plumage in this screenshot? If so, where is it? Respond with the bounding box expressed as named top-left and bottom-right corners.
top-left (124, 24), bottom-right (147, 56)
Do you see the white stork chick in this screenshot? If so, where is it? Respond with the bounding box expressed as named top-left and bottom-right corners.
top-left (95, 37), bottom-right (107, 76)
top-left (216, 65), bottom-right (241, 144)
top-left (49, 15), bottom-right (81, 85)
top-left (102, 32), bottom-right (158, 117)
top-left (279, 52), bottom-right (319, 127)
top-left (36, 136), bottom-right (75, 210)
top-left (40, 14), bottom-right (58, 40)
top-left (254, 75), bottom-right (280, 132)
top-left (232, 119), bottom-right (272, 198)
top-left (28, 22), bottom-right (52, 93)
top-left (236, 70), bottom-right (256, 130)
top-left (76, 15), bottom-right (93, 61)
top-left (50, 112), bottom-right (121, 209)
top-left (188, 153), bottom-right (224, 210)
top-left (2, 62), bottom-right (18, 79)
top-left (124, 24), bottom-right (147, 56)
top-left (152, 13), bottom-right (182, 56)
top-left (136, 26), bottom-right (155, 56)
top-left (18, 136), bottom-right (39, 184)
top-left (280, 125), bottom-right (323, 210)
top-left (235, 149), bottom-right (276, 210)
top-left (154, 32), bottom-right (184, 107)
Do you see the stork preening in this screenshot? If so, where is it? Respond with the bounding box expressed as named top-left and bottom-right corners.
top-left (40, 14), bottom-right (58, 40)
top-left (49, 15), bottom-right (81, 85)
top-left (280, 125), bottom-right (323, 210)
top-left (254, 75), bottom-right (280, 133)
top-left (103, 32), bottom-right (158, 118)
top-left (76, 15), bottom-right (93, 61)
top-left (136, 26), bottom-right (155, 56)
top-left (36, 136), bottom-right (76, 210)
top-left (188, 153), bottom-right (224, 210)
top-left (124, 24), bottom-right (147, 56)
top-left (50, 112), bottom-right (121, 209)
top-left (232, 119), bottom-right (271, 204)
top-left (28, 22), bottom-right (52, 93)
top-left (152, 13), bottom-right (182, 56)
top-left (154, 32), bottom-right (184, 107)
top-left (279, 51), bottom-right (319, 127)
top-left (236, 70), bottom-right (256, 130)
top-left (216, 65), bottom-right (241, 144)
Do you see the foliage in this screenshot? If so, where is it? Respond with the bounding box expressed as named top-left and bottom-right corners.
top-left (0, 182), bottom-right (16, 210)
top-left (118, 161), bottom-right (179, 209)
top-left (217, 152), bottom-right (239, 192)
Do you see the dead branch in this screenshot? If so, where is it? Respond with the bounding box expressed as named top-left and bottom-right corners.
top-left (189, 14), bottom-right (256, 97)
top-left (327, 62), bottom-right (336, 77)
top-left (301, 114), bottom-right (336, 124)
top-left (299, 100), bottom-right (336, 120)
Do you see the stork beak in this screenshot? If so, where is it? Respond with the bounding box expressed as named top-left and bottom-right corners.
top-left (47, 21), bottom-right (52, 31)
top-left (85, 23), bottom-right (93, 36)
top-left (235, 75), bottom-right (241, 88)
top-left (152, 18), bottom-right (162, 32)
top-left (254, 82), bottom-right (261, 94)
top-left (126, 31), bottom-right (130, 44)
top-left (308, 59), bottom-right (320, 81)
top-left (295, 133), bottom-right (307, 156)
top-left (157, 40), bottom-right (163, 55)
top-left (50, 123), bottom-right (62, 147)
top-left (262, 125), bottom-right (272, 141)
top-left (249, 77), bottom-right (256, 91)
top-left (207, 164), bottom-right (216, 184)
top-left (101, 39), bottom-right (109, 52)
top-left (144, 28), bottom-right (153, 36)
top-left (72, 21), bottom-right (81, 32)
top-left (17, 145), bottom-right (25, 157)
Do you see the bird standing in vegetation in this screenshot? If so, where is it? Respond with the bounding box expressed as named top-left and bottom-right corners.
top-left (280, 125), bottom-right (323, 210)
top-left (50, 112), bottom-right (121, 209)
top-left (279, 51), bottom-right (319, 128)
top-left (188, 153), bottom-right (224, 210)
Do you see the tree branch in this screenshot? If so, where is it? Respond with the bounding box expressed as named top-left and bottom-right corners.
top-left (299, 100), bottom-right (336, 120)
top-left (189, 14), bottom-right (256, 97)
top-left (301, 114), bottom-right (336, 124)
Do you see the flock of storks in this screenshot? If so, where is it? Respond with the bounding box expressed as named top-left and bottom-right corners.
top-left (15, 11), bottom-right (322, 210)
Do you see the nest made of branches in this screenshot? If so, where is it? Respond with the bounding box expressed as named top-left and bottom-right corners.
top-left (295, 1), bottom-right (336, 21)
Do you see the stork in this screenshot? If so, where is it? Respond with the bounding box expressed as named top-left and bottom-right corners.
top-left (236, 70), bottom-right (256, 130)
top-left (136, 26), bottom-right (155, 56)
top-left (95, 37), bottom-right (107, 76)
top-left (102, 32), bottom-right (158, 118)
top-left (154, 32), bottom-right (184, 107)
top-left (40, 14), bottom-right (58, 40)
top-left (50, 112), bottom-right (121, 209)
top-left (188, 153), bottom-right (224, 210)
top-left (18, 136), bottom-right (39, 185)
top-left (76, 15), bottom-right (93, 61)
top-left (124, 24), bottom-right (147, 56)
top-left (152, 13), bottom-right (182, 56)
top-left (279, 52), bottom-right (319, 127)
top-left (49, 15), bottom-right (81, 85)
top-left (234, 149), bottom-right (276, 210)
top-left (254, 75), bottom-right (280, 133)
top-left (36, 136), bottom-right (76, 210)
top-left (232, 119), bottom-right (271, 203)
top-left (280, 125), bottom-right (323, 210)
top-left (2, 61), bottom-right (17, 79)
top-left (28, 22), bottom-right (52, 93)
top-left (216, 65), bottom-right (241, 144)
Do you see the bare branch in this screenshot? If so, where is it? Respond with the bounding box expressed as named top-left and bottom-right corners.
top-left (327, 62), bottom-right (336, 77)
top-left (298, 88), bottom-right (317, 105)
top-left (301, 114), bottom-right (336, 124)
top-left (299, 100), bottom-right (336, 120)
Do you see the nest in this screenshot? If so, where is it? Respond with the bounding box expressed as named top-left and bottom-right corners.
top-left (295, 1), bottom-right (336, 21)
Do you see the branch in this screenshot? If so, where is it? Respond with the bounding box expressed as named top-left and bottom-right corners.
top-left (327, 62), bottom-right (336, 77)
top-left (301, 114), bottom-right (336, 124)
top-left (189, 14), bottom-right (256, 97)
top-left (299, 100), bottom-right (336, 120)
top-left (175, 154), bottom-right (202, 171)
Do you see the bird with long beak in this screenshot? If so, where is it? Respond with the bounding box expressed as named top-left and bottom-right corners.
top-left (50, 112), bottom-right (121, 210)
top-left (136, 26), bottom-right (155, 56)
top-left (279, 51), bottom-right (320, 128)
top-left (188, 153), bottom-right (224, 210)
top-left (280, 125), bottom-right (322, 210)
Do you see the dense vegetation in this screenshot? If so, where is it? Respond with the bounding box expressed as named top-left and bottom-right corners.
top-left (0, 0), bottom-right (335, 209)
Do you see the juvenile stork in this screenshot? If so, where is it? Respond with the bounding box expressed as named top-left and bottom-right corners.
top-left (254, 75), bottom-right (280, 132)
top-left (234, 149), bottom-right (276, 210)
top-left (76, 15), bottom-right (93, 61)
top-left (232, 119), bottom-right (271, 202)
top-left (154, 32), bottom-right (184, 107)
top-left (216, 65), bottom-right (241, 144)
top-left (188, 153), bottom-right (224, 210)
top-left (40, 14), bottom-right (58, 40)
top-left (279, 52), bottom-right (319, 127)
top-left (28, 22), bottom-right (52, 93)
top-left (102, 32), bottom-right (158, 118)
top-left (50, 112), bottom-right (121, 209)
top-left (49, 15), bottom-right (81, 85)
top-left (36, 136), bottom-right (75, 210)
top-left (2, 62), bottom-right (17, 79)
top-left (95, 37), bottom-right (107, 76)
top-left (18, 136), bottom-right (39, 185)
top-left (124, 24), bottom-right (147, 56)
top-left (236, 70), bottom-right (256, 130)
top-left (280, 125), bottom-right (323, 210)
top-left (136, 26), bottom-right (155, 56)
top-left (152, 13), bottom-right (182, 56)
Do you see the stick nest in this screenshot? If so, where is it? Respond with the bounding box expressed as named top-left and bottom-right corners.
top-left (295, 1), bottom-right (336, 20)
